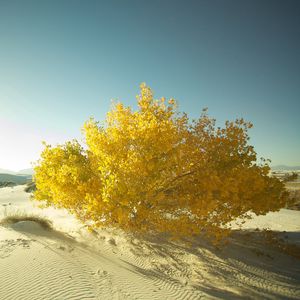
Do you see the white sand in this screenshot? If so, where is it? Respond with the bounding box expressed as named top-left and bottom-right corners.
top-left (0, 185), bottom-right (300, 299)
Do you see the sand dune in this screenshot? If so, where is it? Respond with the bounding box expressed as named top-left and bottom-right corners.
top-left (0, 185), bottom-right (300, 299)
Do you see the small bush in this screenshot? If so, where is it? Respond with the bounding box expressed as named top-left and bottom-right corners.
top-left (24, 181), bottom-right (36, 193)
top-left (33, 84), bottom-right (289, 242)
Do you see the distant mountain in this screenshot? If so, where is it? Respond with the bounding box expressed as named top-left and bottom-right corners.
top-left (0, 168), bottom-right (34, 175)
top-left (271, 165), bottom-right (300, 171)
top-left (0, 168), bottom-right (16, 175)
top-left (0, 167), bottom-right (33, 187)
top-left (17, 168), bottom-right (34, 175)
top-left (0, 173), bottom-right (31, 185)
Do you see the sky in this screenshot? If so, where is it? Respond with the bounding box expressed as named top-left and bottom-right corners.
top-left (0, 0), bottom-right (299, 171)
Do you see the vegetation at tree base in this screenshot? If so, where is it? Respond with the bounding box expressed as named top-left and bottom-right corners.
top-left (33, 84), bottom-right (289, 242)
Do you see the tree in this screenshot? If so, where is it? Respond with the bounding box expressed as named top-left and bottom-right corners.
top-left (33, 84), bottom-right (289, 241)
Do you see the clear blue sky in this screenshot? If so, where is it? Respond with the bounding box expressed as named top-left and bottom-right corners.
top-left (0, 0), bottom-right (299, 170)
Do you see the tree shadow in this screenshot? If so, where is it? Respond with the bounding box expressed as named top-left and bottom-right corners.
top-left (124, 229), bottom-right (300, 299)
top-left (5, 220), bottom-right (300, 299)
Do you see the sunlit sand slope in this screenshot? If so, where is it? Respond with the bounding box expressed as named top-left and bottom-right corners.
top-left (0, 186), bottom-right (299, 299)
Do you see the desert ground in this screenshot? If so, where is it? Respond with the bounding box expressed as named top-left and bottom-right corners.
top-left (0, 185), bottom-right (300, 300)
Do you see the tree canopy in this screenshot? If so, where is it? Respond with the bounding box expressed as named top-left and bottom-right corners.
top-left (33, 84), bottom-right (288, 241)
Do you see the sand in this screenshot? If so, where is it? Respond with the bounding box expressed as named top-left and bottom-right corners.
top-left (0, 185), bottom-right (300, 299)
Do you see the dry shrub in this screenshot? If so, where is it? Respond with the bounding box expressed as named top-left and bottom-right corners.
top-left (0, 213), bottom-right (53, 230)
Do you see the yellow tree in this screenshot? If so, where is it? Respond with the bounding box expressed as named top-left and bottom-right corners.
top-left (33, 84), bottom-right (289, 241)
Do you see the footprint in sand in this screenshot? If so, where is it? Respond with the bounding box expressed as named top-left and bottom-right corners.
top-left (91, 269), bottom-right (108, 276)
top-left (0, 239), bottom-right (31, 258)
top-left (56, 244), bottom-right (74, 252)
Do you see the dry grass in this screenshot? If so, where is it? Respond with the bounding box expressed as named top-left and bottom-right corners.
top-left (0, 213), bottom-right (53, 230)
